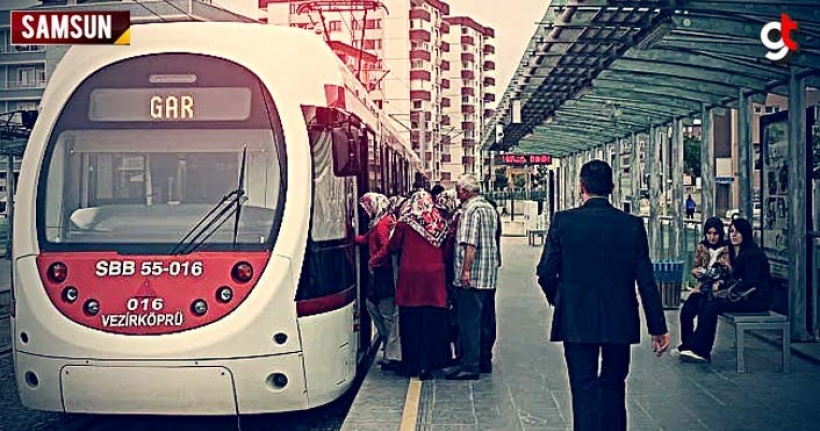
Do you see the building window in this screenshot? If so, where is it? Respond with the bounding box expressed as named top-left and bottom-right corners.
top-left (289, 3), bottom-right (298, 14)
top-left (363, 39), bottom-right (382, 50)
top-left (365, 19), bottom-right (382, 29)
top-left (411, 59), bottom-right (424, 69)
top-left (328, 20), bottom-right (342, 32)
top-left (413, 100), bottom-right (423, 109)
top-left (461, 27), bottom-right (468, 34)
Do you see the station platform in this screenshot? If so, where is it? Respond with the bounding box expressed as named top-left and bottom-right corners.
top-left (340, 237), bottom-right (820, 431)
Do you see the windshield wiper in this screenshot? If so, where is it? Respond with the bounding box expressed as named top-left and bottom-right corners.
top-left (170, 147), bottom-right (248, 255)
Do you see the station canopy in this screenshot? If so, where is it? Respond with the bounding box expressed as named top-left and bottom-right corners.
top-left (484, 0), bottom-right (820, 156)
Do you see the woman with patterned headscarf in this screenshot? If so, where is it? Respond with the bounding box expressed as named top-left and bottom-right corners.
top-left (375, 190), bottom-right (450, 379)
top-left (355, 192), bottom-right (399, 366)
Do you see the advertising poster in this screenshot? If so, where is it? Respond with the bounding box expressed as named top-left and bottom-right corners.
top-left (760, 112), bottom-right (791, 279)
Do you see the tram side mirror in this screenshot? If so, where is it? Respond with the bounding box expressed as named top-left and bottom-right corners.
top-left (331, 127), bottom-right (360, 177)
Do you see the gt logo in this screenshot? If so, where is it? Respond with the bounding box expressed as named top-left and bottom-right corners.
top-left (760, 14), bottom-right (798, 64)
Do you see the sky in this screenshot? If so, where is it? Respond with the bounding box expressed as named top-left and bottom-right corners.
top-left (215, 0), bottom-right (548, 99)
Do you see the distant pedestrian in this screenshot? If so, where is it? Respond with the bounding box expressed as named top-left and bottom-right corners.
top-left (537, 160), bottom-right (669, 431)
top-left (685, 194), bottom-right (696, 219)
top-left (445, 174), bottom-right (500, 380)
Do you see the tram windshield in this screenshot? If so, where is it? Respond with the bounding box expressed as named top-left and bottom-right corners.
top-left (40, 129), bottom-right (281, 250)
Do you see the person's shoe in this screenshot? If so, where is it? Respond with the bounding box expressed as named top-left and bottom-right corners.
top-left (479, 363), bottom-right (492, 374)
top-left (679, 350), bottom-right (709, 363)
top-left (669, 348), bottom-right (681, 359)
top-left (444, 370), bottom-right (479, 380)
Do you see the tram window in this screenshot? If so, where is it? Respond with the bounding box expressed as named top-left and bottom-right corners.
top-left (42, 129), bottom-right (281, 247)
top-left (309, 129), bottom-right (350, 241)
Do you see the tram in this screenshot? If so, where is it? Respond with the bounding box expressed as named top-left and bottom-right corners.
top-left (11, 22), bottom-right (421, 415)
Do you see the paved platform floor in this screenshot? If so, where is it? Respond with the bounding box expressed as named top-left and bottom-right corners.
top-left (341, 237), bottom-right (820, 431)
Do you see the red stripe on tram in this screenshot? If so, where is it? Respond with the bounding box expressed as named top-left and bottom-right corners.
top-left (296, 286), bottom-right (357, 317)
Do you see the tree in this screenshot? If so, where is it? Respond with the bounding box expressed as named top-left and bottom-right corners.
top-left (494, 167), bottom-right (509, 190)
top-left (683, 136), bottom-right (701, 177)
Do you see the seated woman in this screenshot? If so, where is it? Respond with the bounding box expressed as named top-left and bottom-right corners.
top-left (677, 217), bottom-right (730, 355)
top-left (679, 217), bottom-right (773, 363)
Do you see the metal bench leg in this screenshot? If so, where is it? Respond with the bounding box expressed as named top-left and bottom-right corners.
top-left (782, 323), bottom-right (791, 373)
top-left (736, 325), bottom-right (746, 373)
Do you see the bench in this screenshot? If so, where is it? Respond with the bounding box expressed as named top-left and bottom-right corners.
top-left (718, 311), bottom-right (790, 373)
top-left (527, 228), bottom-right (547, 246)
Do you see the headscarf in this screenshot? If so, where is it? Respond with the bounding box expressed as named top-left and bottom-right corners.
top-left (398, 190), bottom-right (449, 248)
top-left (435, 189), bottom-right (460, 218)
top-left (387, 195), bottom-right (408, 218)
top-left (701, 216), bottom-right (726, 250)
top-left (729, 217), bottom-right (757, 260)
top-left (359, 192), bottom-right (389, 229)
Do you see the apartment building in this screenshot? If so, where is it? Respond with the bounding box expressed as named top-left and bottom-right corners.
top-left (439, 16), bottom-right (494, 186)
top-left (262, 0), bottom-right (495, 185)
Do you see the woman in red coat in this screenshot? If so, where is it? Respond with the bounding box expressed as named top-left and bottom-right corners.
top-left (356, 193), bottom-right (399, 366)
top-left (374, 190), bottom-right (450, 379)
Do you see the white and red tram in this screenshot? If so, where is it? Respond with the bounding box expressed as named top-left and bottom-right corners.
top-left (11, 22), bottom-right (421, 415)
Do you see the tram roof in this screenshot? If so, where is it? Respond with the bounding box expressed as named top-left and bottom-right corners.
top-left (484, 0), bottom-right (820, 156)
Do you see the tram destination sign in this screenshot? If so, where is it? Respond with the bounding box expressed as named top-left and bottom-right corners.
top-left (89, 87), bottom-right (252, 122)
top-left (499, 153), bottom-right (552, 166)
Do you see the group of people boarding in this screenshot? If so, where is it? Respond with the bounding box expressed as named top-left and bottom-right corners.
top-left (356, 173), bottom-right (501, 381)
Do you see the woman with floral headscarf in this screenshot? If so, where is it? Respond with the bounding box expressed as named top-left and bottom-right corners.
top-left (356, 192), bottom-right (399, 366)
top-left (376, 190), bottom-right (450, 379)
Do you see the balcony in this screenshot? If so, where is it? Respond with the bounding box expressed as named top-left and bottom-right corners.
top-left (461, 52), bottom-right (474, 63)
top-left (483, 93), bottom-right (495, 102)
top-left (441, 115), bottom-right (451, 126)
top-left (483, 60), bottom-right (496, 71)
top-left (410, 90), bottom-right (432, 101)
top-left (461, 86), bottom-right (475, 96)
top-left (462, 156), bottom-right (476, 165)
top-left (410, 110), bottom-right (432, 122)
top-left (441, 172), bottom-right (452, 181)
top-left (410, 49), bottom-right (431, 62)
top-left (410, 70), bottom-right (432, 81)
top-left (461, 104), bottom-right (475, 114)
top-left (410, 29), bottom-right (431, 43)
top-left (425, 152), bottom-right (433, 161)
top-left (484, 108), bottom-right (495, 117)
top-left (410, 8), bottom-right (431, 21)
top-left (441, 154), bottom-right (452, 163)
top-left (441, 21), bottom-right (450, 33)
top-left (461, 121), bottom-right (476, 130)
top-left (440, 78), bottom-right (450, 89)
top-left (461, 70), bottom-right (475, 80)
top-left (441, 135), bottom-right (451, 144)
top-left (483, 77), bottom-right (495, 86)
top-left (441, 97), bottom-right (451, 108)
top-left (440, 42), bottom-right (450, 52)
top-left (483, 44), bottom-right (495, 54)
top-left (461, 35), bottom-right (474, 45)
top-left (441, 60), bottom-right (450, 71)
top-left (462, 138), bottom-right (476, 148)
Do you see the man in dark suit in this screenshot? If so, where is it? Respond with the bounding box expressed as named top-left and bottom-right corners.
top-left (537, 160), bottom-right (670, 431)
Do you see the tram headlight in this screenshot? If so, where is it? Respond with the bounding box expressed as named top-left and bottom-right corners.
top-left (48, 262), bottom-right (68, 284)
top-left (84, 299), bottom-right (100, 316)
top-left (231, 262), bottom-right (253, 283)
top-left (216, 286), bottom-right (233, 303)
top-left (191, 299), bottom-right (208, 316)
top-left (62, 286), bottom-right (79, 304)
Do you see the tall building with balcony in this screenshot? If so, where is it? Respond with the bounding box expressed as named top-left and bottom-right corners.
top-left (439, 16), bottom-right (494, 187)
top-left (263, 0), bottom-right (485, 183)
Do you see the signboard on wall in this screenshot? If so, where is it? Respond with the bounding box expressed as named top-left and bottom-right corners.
top-left (499, 154), bottom-right (552, 165)
top-left (759, 108), bottom-right (816, 280)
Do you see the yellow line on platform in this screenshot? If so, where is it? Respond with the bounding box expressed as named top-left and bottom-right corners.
top-left (398, 377), bottom-right (422, 431)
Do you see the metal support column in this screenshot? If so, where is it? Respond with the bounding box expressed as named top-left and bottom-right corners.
top-left (788, 69), bottom-right (809, 341)
top-left (701, 105), bottom-right (715, 220)
top-left (661, 124), bottom-right (670, 217)
top-left (648, 127), bottom-right (660, 259)
top-left (672, 119), bottom-right (685, 259)
top-left (738, 89), bottom-right (753, 220)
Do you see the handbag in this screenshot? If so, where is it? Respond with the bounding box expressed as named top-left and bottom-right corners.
top-left (713, 278), bottom-right (757, 302)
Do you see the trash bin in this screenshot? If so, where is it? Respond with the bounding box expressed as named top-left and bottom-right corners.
top-left (653, 259), bottom-right (684, 309)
